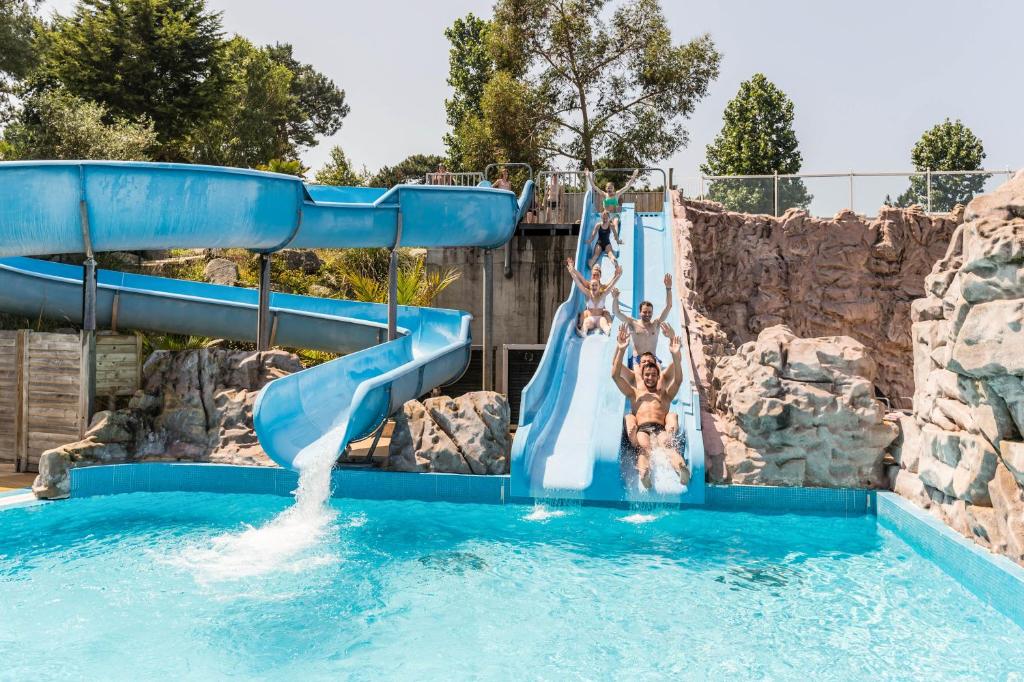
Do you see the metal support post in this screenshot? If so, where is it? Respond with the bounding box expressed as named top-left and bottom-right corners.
top-left (387, 208), bottom-right (403, 342)
top-left (80, 257), bottom-right (97, 429)
top-left (256, 252), bottom-right (272, 351)
top-left (848, 172), bottom-right (854, 211)
top-left (482, 248), bottom-right (494, 391)
top-left (773, 172), bottom-right (779, 217)
top-left (926, 170), bottom-right (932, 213)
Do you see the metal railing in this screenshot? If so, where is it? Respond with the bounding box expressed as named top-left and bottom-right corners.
top-left (424, 171), bottom-right (484, 187)
top-left (692, 169), bottom-right (1016, 218)
top-left (531, 168), bottom-right (669, 224)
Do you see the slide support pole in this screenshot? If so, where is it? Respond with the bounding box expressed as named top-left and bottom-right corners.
top-left (79, 199), bottom-right (97, 431)
top-left (482, 247), bottom-right (494, 390)
top-left (257, 253), bottom-right (272, 351)
top-left (388, 208), bottom-right (403, 342)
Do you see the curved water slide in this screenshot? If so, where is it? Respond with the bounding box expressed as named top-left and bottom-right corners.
top-left (510, 190), bottom-right (705, 504)
top-left (0, 161), bottom-right (533, 470)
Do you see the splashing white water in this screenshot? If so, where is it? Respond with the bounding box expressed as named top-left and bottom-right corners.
top-left (524, 504), bottom-right (568, 522)
top-left (619, 513), bottom-right (659, 524)
top-left (172, 426), bottom-right (345, 583)
top-left (648, 446), bottom-right (688, 496)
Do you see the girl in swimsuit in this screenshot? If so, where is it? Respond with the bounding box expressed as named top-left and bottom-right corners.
top-left (587, 169), bottom-right (640, 232)
top-left (588, 210), bottom-right (620, 267)
top-left (565, 258), bottom-right (622, 336)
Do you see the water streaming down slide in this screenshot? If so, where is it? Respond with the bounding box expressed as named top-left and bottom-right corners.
top-left (510, 192), bottom-right (705, 505)
top-left (0, 161), bottom-right (532, 517)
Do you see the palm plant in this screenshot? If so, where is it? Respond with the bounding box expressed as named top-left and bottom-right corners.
top-left (346, 257), bottom-right (460, 306)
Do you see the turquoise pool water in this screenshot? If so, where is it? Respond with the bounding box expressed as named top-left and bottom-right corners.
top-left (1, 492), bottom-right (1022, 680)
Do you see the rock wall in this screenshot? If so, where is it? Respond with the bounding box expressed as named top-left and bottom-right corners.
top-left (683, 200), bottom-right (959, 402)
top-left (38, 349), bottom-right (302, 476)
top-left (711, 325), bottom-right (897, 487)
top-left (389, 392), bottom-right (511, 474)
top-left (889, 172), bottom-right (1024, 565)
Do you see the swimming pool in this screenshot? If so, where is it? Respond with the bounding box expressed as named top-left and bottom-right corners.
top-left (2, 490), bottom-right (1022, 680)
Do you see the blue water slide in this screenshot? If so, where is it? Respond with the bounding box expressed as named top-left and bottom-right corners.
top-left (0, 161), bottom-right (534, 471)
top-left (510, 192), bottom-right (704, 504)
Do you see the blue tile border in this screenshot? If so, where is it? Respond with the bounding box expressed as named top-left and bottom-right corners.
top-left (69, 463), bottom-right (510, 505)
top-left (877, 492), bottom-right (1024, 629)
top-left (705, 484), bottom-right (872, 515)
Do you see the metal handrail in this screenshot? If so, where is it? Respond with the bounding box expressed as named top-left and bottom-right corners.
top-left (592, 167), bottom-right (669, 202)
top-left (424, 171), bottom-right (484, 187)
top-left (484, 162), bottom-right (534, 182)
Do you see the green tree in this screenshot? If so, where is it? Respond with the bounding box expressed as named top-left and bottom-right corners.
top-left (185, 38), bottom-right (349, 168)
top-left (314, 145), bottom-right (367, 186)
top-left (0, 0), bottom-right (41, 121)
top-left (369, 153), bottom-right (445, 188)
top-left (185, 37), bottom-right (293, 166)
top-left (896, 118), bottom-right (986, 212)
top-left (3, 87), bottom-right (156, 159)
top-left (490, 0), bottom-right (720, 170)
top-left (702, 73), bottom-right (811, 214)
top-left (443, 13), bottom-right (494, 169)
top-left (264, 43), bottom-right (349, 153)
top-left (256, 158), bottom-right (307, 177)
top-left (40, 0), bottom-right (226, 160)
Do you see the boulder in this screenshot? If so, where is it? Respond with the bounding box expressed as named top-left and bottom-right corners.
top-left (278, 249), bottom-right (322, 275)
top-left (389, 392), bottom-right (511, 475)
top-left (203, 257), bottom-right (239, 285)
top-left (32, 448), bottom-right (70, 500)
top-left (712, 326), bottom-right (896, 487)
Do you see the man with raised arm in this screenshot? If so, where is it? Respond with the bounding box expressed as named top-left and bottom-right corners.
top-left (611, 273), bottom-right (673, 370)
top-left (611, 322), bottom-right (690, 490)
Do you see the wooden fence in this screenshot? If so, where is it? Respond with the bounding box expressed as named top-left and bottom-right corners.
top-left (538, 191), bottom-right (667, 224)
top-left (0, 331), bottom-right (141, 472)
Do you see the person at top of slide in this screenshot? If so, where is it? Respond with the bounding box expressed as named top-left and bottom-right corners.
top-left (566, 258), bottom-right (622, 336)
top-left (611, 273), bottom-right (673, 370)
top-left (611, 323), bottom-right (689, 490)
top-left (587, 168), bottom-right (640, 229)
top-left (588, 210), bottom-right (622, 268)
top-left (493, 167), bottom-right (512, 191)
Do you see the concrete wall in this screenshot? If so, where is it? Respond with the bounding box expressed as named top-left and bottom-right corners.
top-left (426, 233), bottom-right (577, 388)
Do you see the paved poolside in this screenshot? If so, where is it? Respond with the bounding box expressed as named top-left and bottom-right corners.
top-left (0, 472), bottom-right (34, 493)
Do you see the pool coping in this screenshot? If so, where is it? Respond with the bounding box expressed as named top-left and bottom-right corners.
top-left (876, 492), bottom-right (1024, 628)
top-left (64, 463), bottom-right (873, 514)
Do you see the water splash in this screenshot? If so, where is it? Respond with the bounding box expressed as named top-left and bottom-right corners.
top-left (524, 504), bottom-right (568, 522)
top-left (172, 426), bottom-right (345, 583)
top-left (619, 513), bottom-right (659, 524)
top-left (648, 446), bottom-right (688, 496)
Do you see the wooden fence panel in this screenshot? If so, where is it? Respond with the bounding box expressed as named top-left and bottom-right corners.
top-left (0, 331), bottom-right (17, 470)
top-left (96, 333), bottom-right (142, 398)
top-left (22, 332), bottom-right (83, 472)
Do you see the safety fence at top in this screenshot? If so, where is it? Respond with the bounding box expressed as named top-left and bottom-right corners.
top-left (674, 169), bottom-right (1017, 219)
top-left (527, 169), bottom-right (668, 224)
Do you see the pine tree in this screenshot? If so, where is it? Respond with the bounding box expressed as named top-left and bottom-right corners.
top-left (702, 73), bottom-right (810, 214)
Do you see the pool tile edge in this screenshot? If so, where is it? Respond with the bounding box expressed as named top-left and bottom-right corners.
top-left (877, 492), bottom-right (1024, 628)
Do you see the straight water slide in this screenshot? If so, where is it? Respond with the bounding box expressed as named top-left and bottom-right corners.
top-left (0, 161), bottom-right (532, 470)
top-left (510, 190), bottom-right (705, 504)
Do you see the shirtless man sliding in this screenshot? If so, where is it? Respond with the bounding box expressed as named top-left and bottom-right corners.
top-left (611, 323), bottom-right (690, 490)
top-left (611, 273), bottom-right (673, 370)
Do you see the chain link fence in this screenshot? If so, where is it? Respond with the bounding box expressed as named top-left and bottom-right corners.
top-left (684, 169), bottom-right (1016, 218)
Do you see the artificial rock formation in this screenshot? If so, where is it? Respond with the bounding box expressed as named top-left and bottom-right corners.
top-left (389, 391), bottom-right (511, 474)
top-left (684, 200), bottom-right (958, 402)
top-left (36, 349), bottom-right (302, 484)
top-left (889, 172), bottom-right (1024, 565)
top-left (711, 325), bottom-right (897, 487)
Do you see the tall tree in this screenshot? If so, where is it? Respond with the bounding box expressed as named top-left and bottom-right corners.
top-left (896, 118), bottom-right (986, 212)
top-left (0, 0), bottom-right (41, 121)
top-left (264, 43), bottom-right (349, 153)
top-left (41, 0), bottom-right (226, 160)
top-left (314, 145), bottom-right (366, 186)
top-left (3, 87), bottom-right (156, 160)
top-left (490, 0), bottom-right (720, 170)
top-left (443, 13), bottom-right (494, 170)
top-left (702, 73), bottom-right (811, 214)
top-left (369, 153), bottom-right (445, 188)
top-left (185, 37), bottom-right (292, 166)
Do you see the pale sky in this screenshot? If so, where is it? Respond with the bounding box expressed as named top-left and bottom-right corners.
top-left (39, 0), bottom-right (1023, 210)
